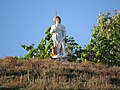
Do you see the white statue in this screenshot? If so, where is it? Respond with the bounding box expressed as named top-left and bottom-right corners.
top-left (50, 16), bottom-right (66, 58)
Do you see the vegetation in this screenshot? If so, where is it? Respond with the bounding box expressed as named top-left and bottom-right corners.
top-left (1, 11), bottom-right (120, 89)
top-left (0, 58), bottom-right (120, 89)
top-left (20, 11), bottom-right (120, 66)
top-left (21, 27), bottom-right (82, 61)
top-left (81, 11), bottom-right (120, 66)
top-left (21, 27), bottom-right (53, 59)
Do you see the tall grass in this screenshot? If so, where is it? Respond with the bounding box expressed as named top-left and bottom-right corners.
top-left (0, 58), bottom-right (120, 89)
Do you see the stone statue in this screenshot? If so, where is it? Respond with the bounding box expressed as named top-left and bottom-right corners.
top-left (50, 16), bottom-right (66, 58)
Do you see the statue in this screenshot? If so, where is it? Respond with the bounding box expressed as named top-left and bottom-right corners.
top-left (50, 16), bottom-right (66, 58)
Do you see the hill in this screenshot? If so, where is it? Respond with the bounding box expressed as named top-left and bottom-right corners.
top-left (0, 58), bottom-right (120, 89)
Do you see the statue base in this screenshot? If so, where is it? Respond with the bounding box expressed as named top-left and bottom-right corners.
top-left (51, 54), bottom-right (68, 62)
top-left (52, 54), bottom-right (67, 59)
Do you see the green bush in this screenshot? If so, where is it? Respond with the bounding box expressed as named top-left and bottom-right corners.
top-left (81, 11), bottom-right (120, 66)
top-left (21, 27), bottom-right (82, 61)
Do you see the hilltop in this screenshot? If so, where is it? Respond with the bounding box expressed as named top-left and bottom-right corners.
top-left (0, 58), bottom-right (120, 89)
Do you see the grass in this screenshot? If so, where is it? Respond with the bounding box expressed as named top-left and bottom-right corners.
top-left (0, 58), bottom-right (120, 89)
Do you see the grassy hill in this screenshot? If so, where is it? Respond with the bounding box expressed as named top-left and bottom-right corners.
top-left (0, 58), bottom-right (120, 89)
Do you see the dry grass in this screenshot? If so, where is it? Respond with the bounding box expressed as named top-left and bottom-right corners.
top-left (0, 58), bottom-right (120, 89)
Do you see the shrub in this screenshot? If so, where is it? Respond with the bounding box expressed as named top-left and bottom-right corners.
top-left (81, 11), bottom-right (120, 66)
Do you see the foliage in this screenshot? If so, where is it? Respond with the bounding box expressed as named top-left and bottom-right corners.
top-left (13, 56), bottom-right (24, 60)
top-left (81, 11), bottom-right (120, 66)
top-left (21, 27), bottom-right (82, 60)
top-left (65, 36), bottom-right (82, 61)
top-left (20, 11), bottom-right (120, 65)
top-left (21, 27), bottom-right (52, 59)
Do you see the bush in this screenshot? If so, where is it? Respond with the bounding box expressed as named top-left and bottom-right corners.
top-left (81, 11), bottom-right (120, 66)
top-left (21, 27), bottom-right (82, 61)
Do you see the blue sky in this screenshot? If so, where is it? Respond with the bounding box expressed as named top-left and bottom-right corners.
top-left (0, 0), bottom-right (120, 58)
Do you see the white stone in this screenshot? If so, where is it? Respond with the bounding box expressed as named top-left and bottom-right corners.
top-left (50, 16), bottom-right (66, 58)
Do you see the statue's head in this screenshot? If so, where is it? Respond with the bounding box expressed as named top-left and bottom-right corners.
top-left (53, 16), bottom-right (61, 24)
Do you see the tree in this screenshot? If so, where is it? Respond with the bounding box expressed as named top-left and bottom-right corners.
top-left (81, 11), bottom-right (120, 66)
top-left (21, 27), bottom-right (83, 61)
top-left (21, 27), bottom-right (52, 59)
top-left (65, 36), bottom-right (82, 61)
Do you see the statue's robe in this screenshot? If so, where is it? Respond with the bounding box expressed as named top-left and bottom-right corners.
top-left (50, 24), bottom-right (66, 57)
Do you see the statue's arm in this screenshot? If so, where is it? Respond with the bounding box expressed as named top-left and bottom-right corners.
top-left (50, 25), bottom-right (56, 34)
top-left (50, 27), bottom-right (54, 34)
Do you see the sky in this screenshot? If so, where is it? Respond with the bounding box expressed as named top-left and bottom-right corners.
top-left (0, 0), bottom-right (120, 58)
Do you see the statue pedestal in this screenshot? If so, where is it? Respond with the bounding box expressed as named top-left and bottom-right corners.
top-left (52, 54), bottom-right (67, 59)
top-left (51, 55), bottom-right (68, 62)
